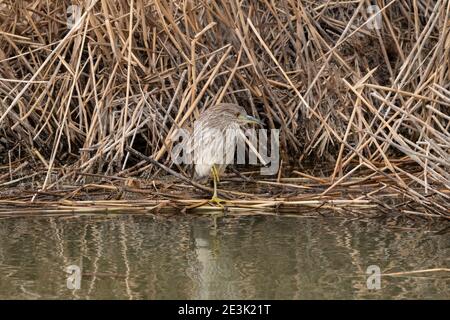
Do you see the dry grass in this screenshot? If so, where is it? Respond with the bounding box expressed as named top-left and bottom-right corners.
top-left (0, 0), bottom-right (449, 218)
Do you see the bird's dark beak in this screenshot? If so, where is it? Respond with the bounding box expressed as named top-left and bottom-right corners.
top-left (239, 114), bottom-right (264, 126)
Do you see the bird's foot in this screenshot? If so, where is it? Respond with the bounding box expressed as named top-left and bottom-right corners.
top-left (208, 196), bottom-right (227, 208)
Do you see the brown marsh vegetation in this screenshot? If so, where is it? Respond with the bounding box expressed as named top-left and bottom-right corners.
top-left (0, 1), bottom-right (448, 218)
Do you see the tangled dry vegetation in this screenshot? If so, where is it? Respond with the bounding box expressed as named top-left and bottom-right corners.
top-left (0, 0), bottom-right (449, 218)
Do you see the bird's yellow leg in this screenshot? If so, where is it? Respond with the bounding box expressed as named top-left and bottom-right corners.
top-left (212, 164), bottom-right (220, 182)
top-left (209, 165), bottom-right (226, 207)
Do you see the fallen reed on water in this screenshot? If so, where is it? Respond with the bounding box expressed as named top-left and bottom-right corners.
top-left (0, 0), bottom-right (449, 218)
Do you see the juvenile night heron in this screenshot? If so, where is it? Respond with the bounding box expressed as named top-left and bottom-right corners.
top-left (187, 103), bottom-right (263, 206)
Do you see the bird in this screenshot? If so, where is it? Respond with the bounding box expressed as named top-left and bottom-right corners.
top-left (187, 103), bottom-right (263, 206)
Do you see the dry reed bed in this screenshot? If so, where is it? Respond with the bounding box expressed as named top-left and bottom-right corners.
top-left (0, 161), bottom-right (447, 219)
top-left (0, 1), bottom-right (449, 218)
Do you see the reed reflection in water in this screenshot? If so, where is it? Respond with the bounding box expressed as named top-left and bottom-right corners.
top-left (0, 214), bottom-right (448, 299)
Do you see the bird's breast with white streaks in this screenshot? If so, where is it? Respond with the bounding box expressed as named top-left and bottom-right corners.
top-left (190, 122), bottom-right (242, 178)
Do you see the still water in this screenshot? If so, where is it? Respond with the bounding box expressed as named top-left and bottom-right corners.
top-left (0, 214), bottom-right (448, 299)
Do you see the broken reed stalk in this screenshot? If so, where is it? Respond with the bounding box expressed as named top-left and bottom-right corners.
top-left (0, 0), bottom-right (448, 217)
top-left (124, 146), bottom-right (213, 195)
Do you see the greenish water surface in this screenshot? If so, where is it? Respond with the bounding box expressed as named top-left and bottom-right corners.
top-left (0, 214), bottom-right (448, 299)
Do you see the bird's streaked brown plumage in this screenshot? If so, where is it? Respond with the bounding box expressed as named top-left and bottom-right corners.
top-left (185, 103), bottom-right (262, 205)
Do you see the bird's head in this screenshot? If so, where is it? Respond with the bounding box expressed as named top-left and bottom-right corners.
top-left (237, 112), bottom-right (264, 126)
top-left (224, 104), bottom-right (264, 126)
top-left (202, 103), bottom-right (264, 129)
